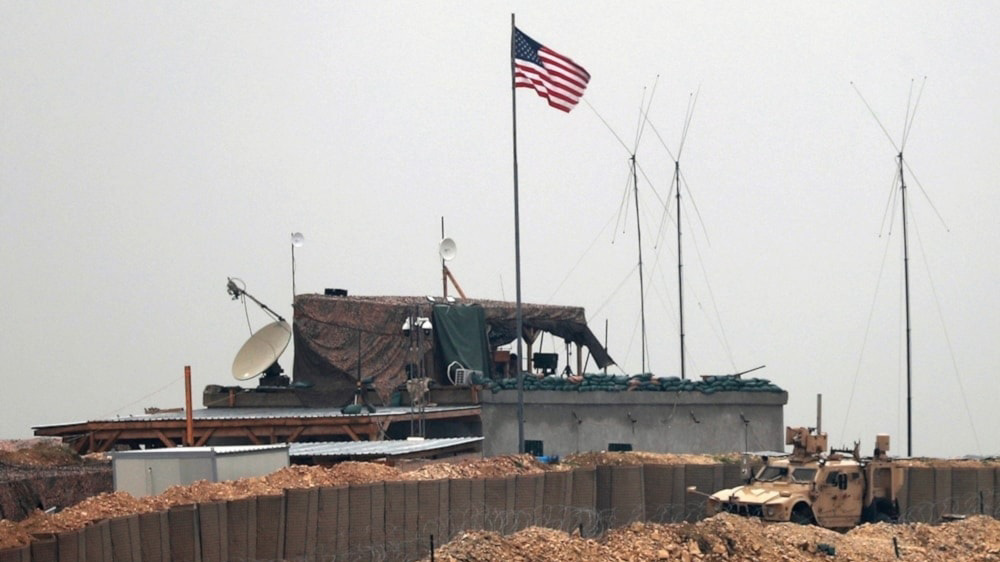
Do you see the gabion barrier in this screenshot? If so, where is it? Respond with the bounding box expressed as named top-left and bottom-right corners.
top-left (3, 464), bottom-right (1000, 561)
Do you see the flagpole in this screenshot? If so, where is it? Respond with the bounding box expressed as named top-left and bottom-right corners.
top-left (510, 13), bottom-right (526, 455)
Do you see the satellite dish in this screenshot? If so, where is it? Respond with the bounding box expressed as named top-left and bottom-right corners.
top-left (438, 237), bottom-right (457, 261)
top-left (291, 232), bottom-right (305, 247)
top-left (232, 320), bottom-right (292, 381)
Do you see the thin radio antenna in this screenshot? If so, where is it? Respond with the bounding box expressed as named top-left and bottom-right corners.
top-left (585, 80), bottom-right (661, 372)
top-left (645, 88), bottom-right (700, 380)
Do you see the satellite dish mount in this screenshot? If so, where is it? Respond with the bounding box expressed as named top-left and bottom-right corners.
top-left (438, 235), bottom-right (467, 300)
top-left (227, 278), bottom-right (291, 387)
top-left (290, 232), bottom-right (304, 302)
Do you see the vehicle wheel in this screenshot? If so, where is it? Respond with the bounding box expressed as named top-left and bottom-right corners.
top-left (874, 511), bottom-right (894, 523)
top-left (873, 498), bottom-right (898, 523)
top-left (790, 503), bottom-right (815, 525)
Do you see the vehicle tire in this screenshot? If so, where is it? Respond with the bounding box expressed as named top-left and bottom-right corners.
top-left (873, 497), bottom-right (898, 523)
top-left (790, 503), bottom-right (815, 525)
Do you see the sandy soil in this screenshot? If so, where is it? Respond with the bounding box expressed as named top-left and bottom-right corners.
top-left (428, 513), bottom-right (1000, 562)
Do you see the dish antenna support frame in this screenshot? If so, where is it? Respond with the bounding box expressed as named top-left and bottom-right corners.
top-left (438, 235), bottom-right (467, 300)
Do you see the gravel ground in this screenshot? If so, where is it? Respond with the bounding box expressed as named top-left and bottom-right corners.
top-left (428, 513), bottom-right (1000, 562)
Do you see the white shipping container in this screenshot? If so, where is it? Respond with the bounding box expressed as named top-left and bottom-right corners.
top-left (111, 444), bottom-right (289, 496)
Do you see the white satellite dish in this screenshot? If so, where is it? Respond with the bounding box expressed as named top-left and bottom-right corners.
top-left (438, 237), bottom-right (457, 261)
top-left (291, 232), bottom-right (305, 247)
top-left (232, 320), bottom-right (292, 381)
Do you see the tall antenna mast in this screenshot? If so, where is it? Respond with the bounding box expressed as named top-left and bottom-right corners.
top-left (675, 159), bottom-right (686, 380)
top-left (628, 83), bottom-right (661, 373)
top-left (651, 90), bottom-right (698, 379)
top-left (899, 150), bottom-right (913, 456)
top-left (583, 83), bottom-right (659, 373)
top-left (632, 153), bottom-right (648, 372)
top-left (441, 217), bottom-right (447, 298)
top-left (853, 79), bottom-right (925, 456)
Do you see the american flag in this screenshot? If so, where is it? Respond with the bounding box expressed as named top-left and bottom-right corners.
top-left (513, 27), bottom-right (590, 113)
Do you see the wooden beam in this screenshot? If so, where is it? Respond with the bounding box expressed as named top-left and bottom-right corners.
top-left (194, 428), bottom-right (216, 447)
top-left (343, 426), bottom-right (361, 441)
top-left (154, 430), bottom-right (176, 448)
top-left (444, 266), bottom-right (468, 299)
top-left (244, 428), bottom-right (262, 445)
top-left (95, 430), bottom-right (123, 453)
top-left (34, 423), bottom-right (93, 436)
top-left (287, 426), bottom-right (305, 443)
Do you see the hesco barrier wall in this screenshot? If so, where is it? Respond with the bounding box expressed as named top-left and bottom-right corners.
top-left (2, 463), bottom-right (999, 562)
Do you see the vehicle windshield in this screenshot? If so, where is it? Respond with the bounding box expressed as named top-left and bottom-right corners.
top-left (754, 466), bottom-right (816, 483)
top-left (754, 466), bottom-right (788, 482)
top-left (791, 468), bottom-right (817, 483)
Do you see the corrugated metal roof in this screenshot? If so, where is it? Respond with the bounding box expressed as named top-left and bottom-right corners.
top-left (288, 437), bottom-right (482, 458)
top-left (33, 420), bottom-right (90, 429)
top-left (111, 443), bottom-right (289, 459)
top-left (34, 405), bottom-right (480, 428)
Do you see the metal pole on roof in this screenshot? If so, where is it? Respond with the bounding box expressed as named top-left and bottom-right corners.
top-left (631, 154), bottom-right (647, 373)
top-left (816, 393), bottom-right (822, 435)
top-left (441, 217), bottom-right (448, 299)
top-left (676, 160), bottom-right (686, 380)
top-left (184, 366), bottom-right (194, 446)
top-left (604, 319), bottom-right (608, 375)
top-left (510, 13), bottom-right (525, 454)
top-left (899, 151), bottom-right (913, 457)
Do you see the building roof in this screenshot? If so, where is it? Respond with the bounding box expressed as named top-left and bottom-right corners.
top-left (110, 444), bottom-right (289, 458)
top-left (288, 437), bottom-right (482, 459)
top-left (32, 405), bottom-right (480, 429)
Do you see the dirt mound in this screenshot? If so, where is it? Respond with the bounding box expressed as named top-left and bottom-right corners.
top-left (565, 451), bottom-right (737, 466)
top-left (430, 527), bottom-right (610, 561)
top-left (0, 443), bottom-right (111, 525)
top-left (400, 454), bottom-right (564, 480)
top-left (0, 440), bottom-right (82, 468)
top-left (19, 491), bottom-right (157, 536)
top-left (0, 520), bottom-right (29, 550)
top-left (844, 516), bottom-right (1000, 560)
top-left (429, 513), bottom-right (1000, 562)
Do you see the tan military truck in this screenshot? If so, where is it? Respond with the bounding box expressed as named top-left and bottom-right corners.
top-left (691, 426), bottom-right (904, 530)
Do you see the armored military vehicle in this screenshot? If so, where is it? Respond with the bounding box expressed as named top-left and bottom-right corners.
top-left (692, 426), bottom-right (904, 530)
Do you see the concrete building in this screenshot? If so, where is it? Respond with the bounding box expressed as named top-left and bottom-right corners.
top-left (480, 381), bottom-right (788, 456)
top-left (37, 293), bottom-right (790, 460)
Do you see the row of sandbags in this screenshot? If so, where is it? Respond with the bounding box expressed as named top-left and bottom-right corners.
top-left (481, 373), bottom-right (783, 394)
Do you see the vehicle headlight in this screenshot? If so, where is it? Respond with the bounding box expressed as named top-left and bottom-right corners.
top-left (764, 506), bottom-right (775, 517)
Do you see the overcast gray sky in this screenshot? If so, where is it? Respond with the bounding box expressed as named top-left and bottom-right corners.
top-left (2, 2), bottom-right (998, 457)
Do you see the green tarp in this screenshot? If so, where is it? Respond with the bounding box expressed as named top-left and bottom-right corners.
top-left (432, 304), bottom-right (491, 379)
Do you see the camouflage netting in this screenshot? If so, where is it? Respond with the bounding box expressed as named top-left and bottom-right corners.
top-left (483, 373), bottom-right (784, 393)
top-left (293, 295), bottom-right (614, 403)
